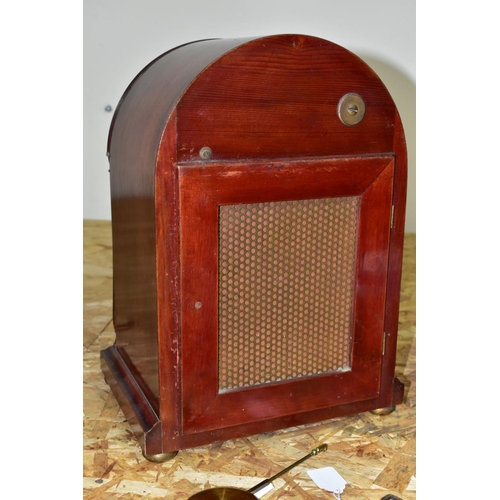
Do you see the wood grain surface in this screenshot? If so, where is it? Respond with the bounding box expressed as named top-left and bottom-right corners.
top-left (106, 34), bottom-right (408, 454)
top-left (84, 220), bottom-right (416, 499)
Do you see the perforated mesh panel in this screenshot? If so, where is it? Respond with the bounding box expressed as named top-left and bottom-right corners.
top-left (218, 197), bottom-right (360, 390)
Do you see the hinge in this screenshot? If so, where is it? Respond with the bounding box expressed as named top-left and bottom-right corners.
top-left (382, 332), bottom-right (387, 356)
top-left (390, 205), bottom-right (395, 229)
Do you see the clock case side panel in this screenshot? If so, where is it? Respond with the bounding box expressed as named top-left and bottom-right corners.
top-left (101, 38), bottom-right (258, 456)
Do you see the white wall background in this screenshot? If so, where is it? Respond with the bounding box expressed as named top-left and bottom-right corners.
top-left (84, 0), bottom-right (415, 231)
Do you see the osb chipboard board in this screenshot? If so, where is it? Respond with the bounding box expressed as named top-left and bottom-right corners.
top-left (83, 221), bottom-right (416, 499)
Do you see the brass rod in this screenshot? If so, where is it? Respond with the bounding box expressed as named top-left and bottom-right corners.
top-left (247, 444), bottom-right (327, 495)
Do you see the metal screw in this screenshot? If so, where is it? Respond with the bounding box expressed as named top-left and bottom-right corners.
top-left (338, 93), bottom-right (365, 126)
top-left (105, 105), bottom-right (113, 112)
top-left (199, 147), bottom-right (212, 160)
top-left (347, 104), bottom-right (359, 116)
top-left (195, 301), bottom-right (202, 309)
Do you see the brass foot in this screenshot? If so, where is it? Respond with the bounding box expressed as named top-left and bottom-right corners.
top-left (143, 450), bottom-right (178, 463)
top-left (370, 406), bottom-right (396, 416)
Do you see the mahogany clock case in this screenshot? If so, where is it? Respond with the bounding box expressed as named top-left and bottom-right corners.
top-left (100, 34), bottom-right (407, 459)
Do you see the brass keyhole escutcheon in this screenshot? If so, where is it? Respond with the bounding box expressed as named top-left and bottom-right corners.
top-left (338, 93), bottom-right (365, 126)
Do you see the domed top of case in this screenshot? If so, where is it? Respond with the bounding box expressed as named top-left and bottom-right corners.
top-left (108, 34), bottom-right (403, 169)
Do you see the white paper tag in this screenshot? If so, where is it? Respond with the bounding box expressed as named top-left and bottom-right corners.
top-left (307, 466), bottom-right (347, 499)
top-left (253, 482), bottom-right (274, 499)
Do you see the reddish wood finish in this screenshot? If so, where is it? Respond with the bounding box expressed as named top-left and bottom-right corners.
top-left (176, 34), bottom-right (396, 162)
top-left (101, 34), bottom-right (407, 457)
top-left (178, 157), bottom-right (394, 433)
